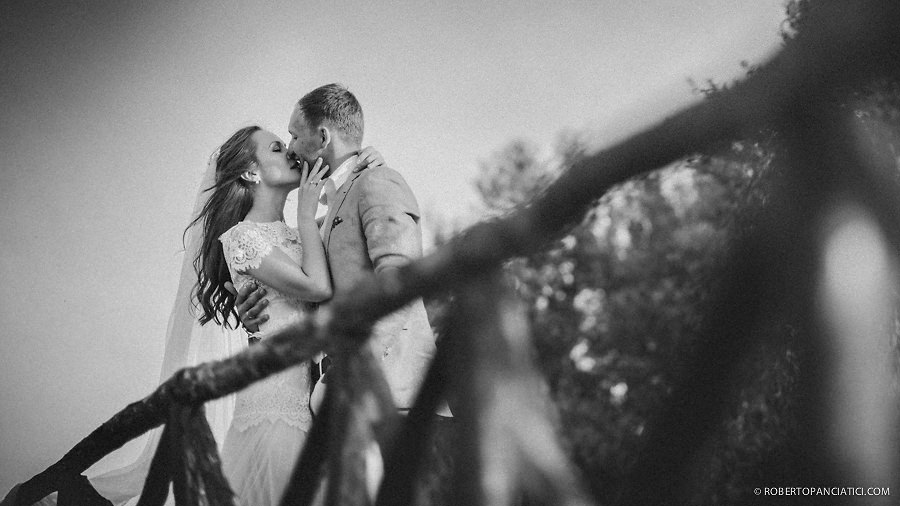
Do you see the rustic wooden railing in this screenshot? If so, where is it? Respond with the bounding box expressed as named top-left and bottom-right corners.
top-left (6, 0), bottom-right (900, 504)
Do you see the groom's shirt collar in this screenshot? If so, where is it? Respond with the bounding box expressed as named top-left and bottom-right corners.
top-left (328, 154), bottom-right (359, 195)
top-left (315, 154), bottom-right (358, 221)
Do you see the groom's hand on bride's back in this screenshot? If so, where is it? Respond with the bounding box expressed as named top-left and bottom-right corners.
top-left (353, 146), bottom-right (385, 173)
top-left (224, 281), bottom-right (269, 333)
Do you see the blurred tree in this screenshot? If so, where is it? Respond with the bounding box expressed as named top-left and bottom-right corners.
top-left (467, 130), bottom-right (803, 503)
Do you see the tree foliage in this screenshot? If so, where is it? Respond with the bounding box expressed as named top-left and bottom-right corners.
top-left (468, 130), bottom-right (803, 503)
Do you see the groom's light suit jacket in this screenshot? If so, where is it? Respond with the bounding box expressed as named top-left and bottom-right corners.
top-left (321, 165), bottom-right (435, 409)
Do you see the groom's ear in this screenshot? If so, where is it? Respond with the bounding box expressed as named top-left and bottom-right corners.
top-left (319, 126), bottom-right (332, 149)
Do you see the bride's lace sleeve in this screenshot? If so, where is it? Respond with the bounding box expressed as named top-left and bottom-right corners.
top-left (220, 223), bottom-right (273, 272)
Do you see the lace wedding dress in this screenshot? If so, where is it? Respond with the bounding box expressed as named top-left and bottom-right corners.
top-left (218, 220), bottom-right (313, 506)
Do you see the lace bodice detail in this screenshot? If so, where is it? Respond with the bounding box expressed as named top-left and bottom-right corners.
top-left (219, 220), bottom-right (312, 432)
top-left (220, 221), bottom-right (305, 306)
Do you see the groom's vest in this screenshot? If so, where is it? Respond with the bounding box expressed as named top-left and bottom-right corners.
top-left (321, 165), bottom-right (436, 409)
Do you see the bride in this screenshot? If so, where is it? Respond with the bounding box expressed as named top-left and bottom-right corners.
top-left (191, 125), bottom-right (333, 505)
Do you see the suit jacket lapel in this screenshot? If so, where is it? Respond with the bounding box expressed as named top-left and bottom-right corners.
top-left (323, 171), bottom-right (363, 251)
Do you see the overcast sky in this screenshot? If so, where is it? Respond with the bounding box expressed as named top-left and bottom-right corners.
top-left (0, 0), bottom-right (786, 491)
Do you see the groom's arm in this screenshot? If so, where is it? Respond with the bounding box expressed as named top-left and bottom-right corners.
top-left (358, 167), bottom-right (423, 278)
top-left (358, 167), bottom-right (423, 338)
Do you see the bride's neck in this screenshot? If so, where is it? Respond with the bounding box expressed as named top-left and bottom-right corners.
top-left (244, 188), bottom-right (288, 223)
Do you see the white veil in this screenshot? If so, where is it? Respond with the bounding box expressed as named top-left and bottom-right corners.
top-left (39, 155), bottom-right (247, 506)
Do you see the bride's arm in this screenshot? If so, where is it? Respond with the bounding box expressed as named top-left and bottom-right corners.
top-left (242, 246), bottom-right (331, 302)
top-left (292, 158), bottom-right (331, 301)
top-left (231, 160), bottom-right (332, 302)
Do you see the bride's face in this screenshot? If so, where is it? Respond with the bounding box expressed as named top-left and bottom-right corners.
top-left (251, 130), bottom-right (302, 189)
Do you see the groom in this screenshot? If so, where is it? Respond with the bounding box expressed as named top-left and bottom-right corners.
top-left (236, 83), bottom-right (444, 414)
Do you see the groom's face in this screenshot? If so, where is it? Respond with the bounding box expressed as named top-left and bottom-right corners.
top-left (287, 108), bottom-right (325, 168)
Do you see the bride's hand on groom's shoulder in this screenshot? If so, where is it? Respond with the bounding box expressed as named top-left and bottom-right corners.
top-left (354, 146), bottom-right (384, 173)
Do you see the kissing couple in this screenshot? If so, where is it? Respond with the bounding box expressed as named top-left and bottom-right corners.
top-left (203, 83), bottom-right (453, 505)
top-left (36, 83), bottom-right (451, 506)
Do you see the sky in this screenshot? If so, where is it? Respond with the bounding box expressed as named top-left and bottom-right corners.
top-left (0, 0), bottom-right (787, 493)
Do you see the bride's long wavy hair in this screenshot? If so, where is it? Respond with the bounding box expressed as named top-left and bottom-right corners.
top-left (188, 125), bottom-right (261, 327)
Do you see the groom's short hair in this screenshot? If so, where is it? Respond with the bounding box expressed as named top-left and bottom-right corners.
top-left (297, 83), bottom-right (364, 145)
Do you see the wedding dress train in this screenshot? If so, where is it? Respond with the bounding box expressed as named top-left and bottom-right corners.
top-left (31, 159), bottom-right (246, 506)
